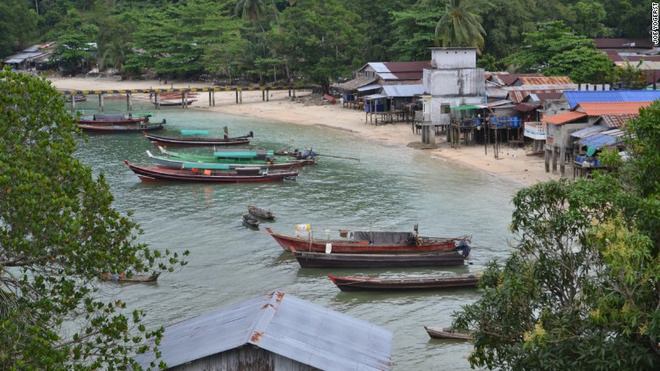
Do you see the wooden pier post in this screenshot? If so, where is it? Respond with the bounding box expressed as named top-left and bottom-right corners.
top-left (239, 89), bottom-right (243, 104)
top-left (288, 88), bottom-right (291, 97)
top-left (266, 88), bottom-right (270, 102)
top-left (126, 92), bottom-right (132, 111)
top-left (212, 90), bottom-right (215, 106)
top-left (155, 92), bottom-right (160, 110)
top-left (235, 89), bottom-right (239, 104)
top-left (70, 94), bottom-right (76, 113)
top-left (262, 89), bottom-right (265, 101)
top-left (209, 91), bottom-right (212, 107)
top-left (98, 93), bottom-right (104, 112)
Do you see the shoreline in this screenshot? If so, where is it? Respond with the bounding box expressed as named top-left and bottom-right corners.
top-left (49, 77), bottom-right (558, 187)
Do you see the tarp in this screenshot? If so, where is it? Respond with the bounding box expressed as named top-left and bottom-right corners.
top-left (579, 133), bottom-right (619, 149)
top-left (351, 231), bottom-right (415, 245)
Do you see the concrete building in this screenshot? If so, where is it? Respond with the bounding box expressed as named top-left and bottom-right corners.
top-left (421, 47), bottom-right (486, 127)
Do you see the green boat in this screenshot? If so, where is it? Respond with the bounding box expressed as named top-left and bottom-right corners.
top-left (151, 149), bottom-right (314, 170)
top-left (158, 146), bottom-right (295, 164)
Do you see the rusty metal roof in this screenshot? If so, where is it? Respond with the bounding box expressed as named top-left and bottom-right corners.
top-left (596, 114), bottom-right (639, 128)
top-left (359, 61), bottom-right (430, 81)
top-left (507, 89), bottom-right (567, 103)
top-left (135, 290), bottom-right (393, 370)
top-left (514, 76), bottom-right (573, 86)
top-left (333, 76), bottom-right (378, 92)
top-left (575, 101), bottom-right (652, 116)
top-left (543, 111), bottom-right (588, 125)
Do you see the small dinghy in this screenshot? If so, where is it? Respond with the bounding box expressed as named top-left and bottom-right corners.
top-left (424, 326), bottom-right (473, 341)
top-left (248, 205), bottom-right (274, 220)
top-left (242, 214), bottom-right (260, 229)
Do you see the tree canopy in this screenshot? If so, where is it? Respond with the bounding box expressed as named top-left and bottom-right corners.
top-left (0, 69), bottom-right (187, 369)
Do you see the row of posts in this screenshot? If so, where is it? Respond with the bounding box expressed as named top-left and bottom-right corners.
top-left (69, 88), bottom-right (297, 113)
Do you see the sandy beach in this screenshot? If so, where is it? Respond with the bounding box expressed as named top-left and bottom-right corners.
top-left (50, 77), bottom-right (558, 186)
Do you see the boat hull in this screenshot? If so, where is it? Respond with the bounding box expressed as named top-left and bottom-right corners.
top-left (248, 205), bottom-right (275, 220)
top-left (424, 326), bottom-right (472, 341)
top-left (265, 228), bottom-right (460, 254)
top-left (145, 133), bottom-right (251, 146)
top-left (78, 121), bottom-right (164, 132)
top-left (124, 161), bottom-right (298, 183)
top-left (293, 251), bottom-right (467, 268)
top-left (328, 274), bottom-right (479, 291)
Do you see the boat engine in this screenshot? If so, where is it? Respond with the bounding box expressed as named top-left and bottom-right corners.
top-left (456, 240), bottom-right (471, 258)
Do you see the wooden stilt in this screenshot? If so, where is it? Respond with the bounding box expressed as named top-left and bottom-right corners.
top-left (155, 92), bottom-right (160, 110)
top-left (239, 89), bottom-right (242, 104)
top-left (266, 88), bottom-right (269, 102)
top-left (235, 89), bottom-right (239, 104)
top-left (71, 94), bottom-right (76, 113)
top-left (209, 91), bottom-right (212, 106)
top-left (126, 92), bottom-right (132, 111)
top-left (98, 94), bottom-right (104, 112)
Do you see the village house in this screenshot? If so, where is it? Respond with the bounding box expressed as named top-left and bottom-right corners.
top-left (594, 37), bottom-right (660, 88)
top-left (3, 42), bottom-right (56, 71)
top-left (135, 290), bottom-right (393, 371)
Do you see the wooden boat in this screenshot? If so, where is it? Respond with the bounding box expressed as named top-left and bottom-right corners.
top-left (292, 250), bottom-right (469, 268)
top-left (124, 161), bottom-right (298, 183)
top-left (100, 272), bottom-right (159, 283)
top-left (265, 227), bottom-right (469, 254)
top-left (248, 205), bottom-right (274, 220)
top-left (155, 98), bottom-right (197, 107)
top-left (77, 113), bottom-right (150, 125)
top-left (424, 326), bottom-right (473, 341)
top-left (78, 121), bottom-right (165, 132)
top-left (148, 150), bottom-right (306, 170)
top-left (158, 147), bottom-right (315, 167)
top-left (144, 132), bottom-right (252, 147)
top-left (242, 214), bottom-right (260, 229)
top-left (327, 274), bottom-right (480, 292)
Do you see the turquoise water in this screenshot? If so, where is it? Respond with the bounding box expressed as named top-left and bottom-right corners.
top-left (75, 101), bottom-right (517, 370)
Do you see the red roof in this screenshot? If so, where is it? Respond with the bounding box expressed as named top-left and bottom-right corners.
top-left (593, 38), bottom-right (653, 49)
top-left (597, 114), bottom-right (638, 128)
top-left (382, 61), bottom-right (431, 80)
top-left (489, 73), bottom-right (543, 86)
top-left (544, 111), bottom-right (588, 125)
top-left (575, 102), bottom-right (652, 116)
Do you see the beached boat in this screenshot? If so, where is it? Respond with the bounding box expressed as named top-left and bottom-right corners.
top-left (77, 113), bottom-right (150, 125)
top-left (327, 274), bottom-right (480, 292)
top-left (158, 147), bottom-right (316, 167)
top-left (146, 151), bottom-right (301, 171)
top-left (100, 272), bottom-right (159, 283)
top-left (424, 326), bottom-right (473, 341)
top-left (144, 131), bottom-right (253, 146)
top-left (242, 214), bottom-right (260, 229)
top-left (292, 250), bottom-right (469, 268)
top-left (78, 120), bottom-right (165, 133)
top-left (265, 227), bottom-right (469, 254)
top-left (124, 161), bottom-right (298, 183)
top-left (248, 205), bottom-right (274, 220)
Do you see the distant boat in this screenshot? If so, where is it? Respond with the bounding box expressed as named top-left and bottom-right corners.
top-left (292, 250), bottom-right (469, 268)
top-left (242, 214), bottom-right (260, 229)
top-left (327, 274), bottom-right (480, 291)
top-left (248, 205), bottom-right (274, 220)
top-left (144, 131), bottom-right (253, 147)
top-left (77, 113), bottom-right (151, 125)
top-left (78, 120), bottom-right (165, 133)
top-left (424, 326), bottom-right (473, 341)
top-left (124, 161), bottom-right (299, 183)
top-left (266, 227), bottom-right (470, 254)
top-left (100, 272), bottom-right (159, 283)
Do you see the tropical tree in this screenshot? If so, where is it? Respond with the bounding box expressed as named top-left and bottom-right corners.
top-left (235, 0), bottom-right (269, 22)
top-left (389, 0), bottom-right (443, 60)
top-left (616, 62), bottom-right (648, 89)
top-left (545, 46), bottom-right (616, 83)
top-left (435, 0), bottom-right (486, 50)
top-left (0, 69), bottom-right (188, 369)
top-left (0, 0), bottom-right (37, 58)
top-left (451, 102), bottom-right (660, 370)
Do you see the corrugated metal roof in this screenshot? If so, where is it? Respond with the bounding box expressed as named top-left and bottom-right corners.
top-left (362, 61), bottom-right (429, 81)
top-left (544, 111), bottom-right (588, 125)
top-left (357, 83), bottom-right (382, 92)
top-left (514, 76), bottom-right (573, 86)
top-left (368, 62), bottom-right (389, 73)
top-left (571, 125), bottom-right (608, 138)
top-left (507, 89), bottom-right (567, 103)
top-left (575, 101), bottom-right (651, 115)
top-left (596, 114), bottom-right (638, 128)
top-left (364, 93), bottom-right (388, 100)
top-left (135, 291), bottom-right (392, 370)
top-left (381, 84), bottom-right (425, 97)
top-left (564, 90), bottom-right (660, 108)
top-left (333, 76), bottom-right (377, 92)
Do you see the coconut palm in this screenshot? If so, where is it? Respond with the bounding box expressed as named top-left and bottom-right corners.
top-left (435, 0), bottom-right (486, 50)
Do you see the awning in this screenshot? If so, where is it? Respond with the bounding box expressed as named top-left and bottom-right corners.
top-left (364, 94), bottom-right (387, 100)
top-left (570, 125), bottom-right (607, 139)
top-left (451, 104), bottom-right (481, 111)
top-left (357, 84), bottom-right (381, 92)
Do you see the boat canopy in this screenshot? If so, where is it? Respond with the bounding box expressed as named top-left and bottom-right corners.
top-left (351, 231), bottom-right (415, 245)
top-left (180, 129), bottom-right (209, 136)
top-left (214, 150), bottom-right (274, 159)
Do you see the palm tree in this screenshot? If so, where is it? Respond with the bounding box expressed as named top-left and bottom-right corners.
top-left (235, 0), bottom-right (267, 22)
top-left (435, 0), bottom-right (486, 50)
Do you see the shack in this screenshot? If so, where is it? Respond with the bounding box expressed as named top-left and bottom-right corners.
top-left (135, 290), bottom-right (393, 371)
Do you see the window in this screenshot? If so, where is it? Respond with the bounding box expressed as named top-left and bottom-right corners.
top-left (441, 104), bottom-right (450, 114)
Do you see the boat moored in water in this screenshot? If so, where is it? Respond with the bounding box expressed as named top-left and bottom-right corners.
top-left (248, 205), bottom-right (275, 220)
top-left (266, 227), bottom-right (470, 254)
top-left (78, 120), bottom-right (165, 132)
top-left (144, 131), bottom-right (253, 146)
top-left (77, 113), bottom-right (151, 125)
top-left (327, 274), bottom-right (480, 291)
top-left (157, 146), bottom-right (316, 167)
top-left (124, 161), bottom-right (298, 183)
top-left (292, 249), bottom-right (470, 268)
top-left (146, 150), bottom-right (303, 171)
top-left (424, 326), bottom-right (473, 341)
top-left (242, 214), bottom-right (260, 229)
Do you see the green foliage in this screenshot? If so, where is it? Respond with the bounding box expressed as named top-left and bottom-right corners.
top-left (389, 0), bottom-right (443, 61)
top-left (0, 0), bottom-right (37, 58)
top-left (616, 62), bottom-right (648, 89)
top-left (546, 46), bottom-right (616, 83)
top-left (568, 1), bottom-right (610, 37)
top-left (452, 102), bottom-right (660, 369)
top-left (435, 0), bottom-right (486, 50)
top-left (0, 69), bottom-right (187, 369)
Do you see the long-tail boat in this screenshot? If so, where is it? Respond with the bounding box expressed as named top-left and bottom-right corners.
top-left (147, 150), bottom-right (305, 171)
top-left (158, 147), bottom-right (316, 167)
top-left (242, 214), bottom-right (260, 229)
top-left (424, 326), bottom-right (473, 341)
top-left (77, 113), bottom-right (151, 125)
top-left (144, 130), bottom-right (253, 146)
top-left (248, 205), bottom-right (274, 220)
top-left (100, 272), bottom-right (159, 283)
top-left (327, 274), bottom-right (480, 292)
top-left (124, 161), bottom-right (298, 183)
top-left (292, 249), bottom-right (469, 268)
top-left (78, 120), bottom-right (165, 133)
top-left (265, 227), bottom-right (469, 254)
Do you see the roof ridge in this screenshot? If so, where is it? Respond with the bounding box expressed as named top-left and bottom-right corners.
top-left (246, 290), bottom-right (285, 346)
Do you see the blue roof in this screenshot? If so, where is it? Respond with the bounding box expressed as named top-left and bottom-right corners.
top-left (579, 133), bottom-right (619, 149)
top-left (135, 290), bottom-right (393, 370)
top-left (564, 90), bottom-right (660, 109)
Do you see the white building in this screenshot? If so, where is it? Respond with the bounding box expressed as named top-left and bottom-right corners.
top-left (422, 47), bottom-right (486, 125)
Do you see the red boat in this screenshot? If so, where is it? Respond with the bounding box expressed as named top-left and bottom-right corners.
top-left (327, 274), bottom-right (480, 292)
top-left (124, 161), bottom-right (298, 183)
top-left (265, 227), bottom-right (469, 254)
top-left (77, 113), bottom-right (150, 125)
top-left (78, 121), bottom-right (165, 132)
